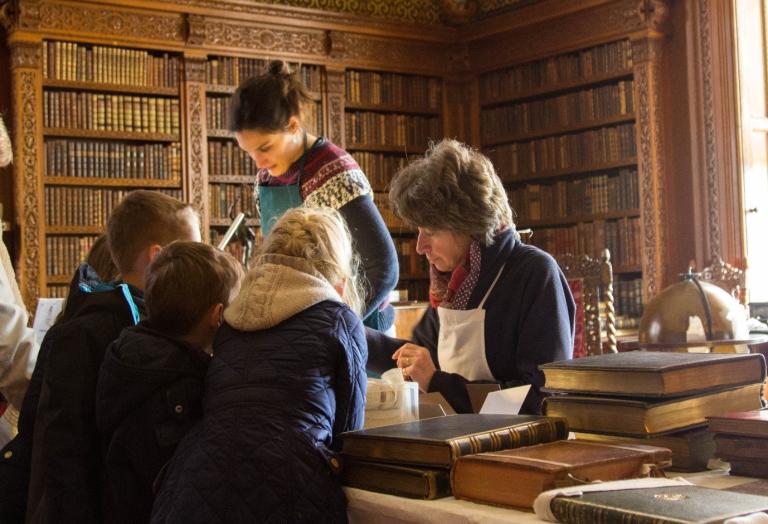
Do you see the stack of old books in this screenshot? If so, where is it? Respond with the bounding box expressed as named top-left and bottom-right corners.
top-left (709, 409), bottom-right (768, 477)
top-left (340, 413), bottom-right (568, 499)
top-left (540, 351), bottom-right (767, 471)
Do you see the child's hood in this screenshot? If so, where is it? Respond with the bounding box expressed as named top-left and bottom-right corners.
top-left (224, 253), bottom-right (343, 331)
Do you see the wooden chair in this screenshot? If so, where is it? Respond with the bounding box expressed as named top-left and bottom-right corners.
top-left (556, 249), bottom-right (617, 357)
top-left (696, 255), bottom-right (746, 305)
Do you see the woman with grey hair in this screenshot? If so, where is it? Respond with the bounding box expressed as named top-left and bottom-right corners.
top-left (368, 139), bottom-right (575, 414)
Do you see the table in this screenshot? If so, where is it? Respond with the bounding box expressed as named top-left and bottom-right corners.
top-left (345, 469), bottom-right (761, 523)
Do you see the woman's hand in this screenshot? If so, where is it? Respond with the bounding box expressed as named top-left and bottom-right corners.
top-left (392, 343), bottom-right (436, 393)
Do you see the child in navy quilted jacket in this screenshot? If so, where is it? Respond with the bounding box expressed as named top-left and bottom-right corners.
top-left (96, 241), bottom-right (243, 524)
top-left (152, 207), bottom-right (368, 524)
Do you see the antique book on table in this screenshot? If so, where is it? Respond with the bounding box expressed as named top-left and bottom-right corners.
top-left (575, 428), bottom-right (715, 471)
top-left (543, 383), bottom-right (764, 437)
top-left (727, 458), bottom-right (768, 479)
top-left (452, 440), bottom-right (671, 509)
top-left (549, 485), bottom-right (768, 524)
top-left (540, 352), bottom-right (766, 397)
top-left (341, 460), bottom-right (451, 499)
top-left (708, 409), bottom-right (768, 438)
top-left (340, 414), bottom-right (568, 468)
top-left (715, 434), bottom-right (768, 461)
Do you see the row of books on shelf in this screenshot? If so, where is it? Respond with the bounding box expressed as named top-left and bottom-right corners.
top-left (46, 285), bottom-right (68, 299)
top-left (351, 152), bottom-right (407, 191)
top-left (526, 217), bottom-right (642, 268)
top-left (43, 91), bottom-right (180, 135)
top-left (205, 57), bottom-right (322, 93)
top-left (480, 80), bottom-right (634, 138)
top-left (344, 70), bottom-right (441, 109)
top-left (345, 112), bottom-right (439, 148)
top-left (45, 140), bottom-right (182, 181)
top-left (508, 169), bottom-right (639, 220)
top-left (209, 183), bottom-right (256, 220)
top-left (46, 235), bottom-right (99, 277)
top-left (372, 192), bottom-right (409, 230)
top-left (43, 41), bottom-right (180, 88)
top-left (392, 237), bottom-right (429, 277)
top-left (486, 123), bottom-right (636, 178)
top-left (206, 97), bottom-right (322, 137)
top-left (396, 279), bottom-right (429, 303)
top-left (208, 141), bottom-right (257, 178)
top-left (479, 39), bottom-right (633, 100)
top-left (44, 187), bottom-right (182, 227)
top-left (614, 277), bottom-right (643, 318)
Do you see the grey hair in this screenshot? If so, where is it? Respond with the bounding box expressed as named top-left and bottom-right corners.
top-left (388, 139), bottom-right (514, 246)
top-left (0, 114), bottom-right (12, 168)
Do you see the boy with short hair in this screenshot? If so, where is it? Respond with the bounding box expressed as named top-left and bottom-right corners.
top-left (96, 241), bottom-right (242, 524)
top-left (18, 190), bottom-right (200, 524)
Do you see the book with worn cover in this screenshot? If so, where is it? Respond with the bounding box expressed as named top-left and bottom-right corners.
top-left (715, 433), bottom-right (768, 461)
top-left (576, 428), bottom-right (715, 471)
top-left (452, 440), bottom-right (671, 509)
top-left (727, 458), bottom-right (768, 479)
top-left (340, 414), bottom-right (568, 468)
top-left (549, 485), bottom-right (768, 524)
top-left (341, 460), bottom-right (451, 499)
top-left (543, 382), bottom-right (764, 437)
top-left (709, 409), bottom-right (768, 438)
top-left (540, 352), bottom-right (766, 397)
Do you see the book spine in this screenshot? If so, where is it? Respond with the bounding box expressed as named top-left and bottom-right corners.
top-left (448, 419), bottom-right (568, 461)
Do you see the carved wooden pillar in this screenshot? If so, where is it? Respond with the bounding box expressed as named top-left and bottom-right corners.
top-left (182, 55), bottom-right (209, 243)
top-left (325, 66), bottom-right (346, 147)
top-left (8, 37), bottom-right (44, 311)
top-left (632, 35), bottom-right (668, 302)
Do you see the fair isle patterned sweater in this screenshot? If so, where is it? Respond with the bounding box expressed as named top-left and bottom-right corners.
top-left (256, 138), bottom-right (372, 209)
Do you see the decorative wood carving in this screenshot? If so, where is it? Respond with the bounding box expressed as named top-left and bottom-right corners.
top-left (185, 13), bottom-right (206, 47)
top-left (38, 1), bottom-right (185, 43)
top-left (10, 39), bottom-right (41, 69)
top-left (341, 33), bottom-right (447, 74)
top-left (439, 0), bottom-right (478, 26)
top-left (325, 68), bottom-right (345, 146)
top-left (632, 36), bottom-right (667, 301)
top-left (203, 20), bottom-right (326, 57)
top-left (182, 63), bottom-right (209, 243)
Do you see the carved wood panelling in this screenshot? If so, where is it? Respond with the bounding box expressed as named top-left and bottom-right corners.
top-left (340, 33), bottom-right (447, 75)
top-left (201, 20), bottom-right (326, 57)
top-left (325, 69), bottom-right (345, 146)
top-left (10, 40), bottom-right (41, 69)
top-left (38, 1), bottom-right (185, 43)
top-left (183, 73), bottom-right (208, 243)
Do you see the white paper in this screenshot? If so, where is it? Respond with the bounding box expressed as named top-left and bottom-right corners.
top-left (30, 298), bottom-right (64, 374)
top-left (479, 384), bottom-right (531, 415)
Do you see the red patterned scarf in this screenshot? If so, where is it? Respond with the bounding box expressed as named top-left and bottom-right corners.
top-left (428, 241), bottom-right (482, 310)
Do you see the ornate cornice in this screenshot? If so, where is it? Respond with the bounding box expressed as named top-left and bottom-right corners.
top-left (201, 19), bottom-right (326, 57)
top-left (341, 32), bottom-right (447, 74)
top-left (10, 40), bottom-right (41, 69)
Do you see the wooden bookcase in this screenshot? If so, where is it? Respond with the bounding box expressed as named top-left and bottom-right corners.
top-left (344, 68), bottom-right (443, 301)
top-left (478, 39), bottom-right (644, 325)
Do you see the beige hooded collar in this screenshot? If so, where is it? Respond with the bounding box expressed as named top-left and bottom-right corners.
top-left (223, 253), bottom-right (343, 331)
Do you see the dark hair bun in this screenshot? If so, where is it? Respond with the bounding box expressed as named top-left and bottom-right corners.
top-left (268, 60), bottom-right (291, 78)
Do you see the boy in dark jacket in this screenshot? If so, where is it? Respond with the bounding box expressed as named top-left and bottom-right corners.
top-left (0, 190), bottom-right (201, 524)
top-left (96, 241), bottom-right (242, 524)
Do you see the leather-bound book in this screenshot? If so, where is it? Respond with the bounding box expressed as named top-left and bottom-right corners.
top-left (728, 458), bottom-right (768, 478)
top-left (709, 409), bottom-right (768, 438)
top-left (540, 352), bottom-right (766, 397)
top-left (340, 414), bottom-right (568, 468)
top-left (341, 460), bottom-right (451, 499)
top-left (548, 485), bottom-right (768, 524)
top-left (576, 428), bottom-right (715, 471)
top-left (451, 440), bottom-right (671, 509)
top-left (543, 383), bottom-right (764, 437)
top-left (715, 434), bottom-right (768, 461)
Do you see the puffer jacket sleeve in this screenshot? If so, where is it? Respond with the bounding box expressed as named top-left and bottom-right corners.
top-left (331, 307), bottom-right (367, 448)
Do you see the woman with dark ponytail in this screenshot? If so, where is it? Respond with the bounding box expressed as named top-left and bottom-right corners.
top-left (230, 60), bottom-right (398, 332)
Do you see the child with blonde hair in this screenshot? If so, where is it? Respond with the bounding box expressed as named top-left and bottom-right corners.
top-left (151, 207), bottom-right (367, 524)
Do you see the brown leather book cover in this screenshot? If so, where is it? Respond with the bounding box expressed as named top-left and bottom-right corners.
top-left (341, 460), bottom-right (451, 499)
top-left (549, 485), bottom-right (768, 523)
top-left (709, 409), bottom-right (768, 438)
top-left (727, 458), bottom-right (768, 479)
top-left (543, 383), bottom-right (764, 437)
top-left (540, 352), bottom-right (766, 397)
top-left (715, 433), bottom-right (768, 461)
top-left (452, 440), bottom-right (671, 509)
top-left (341, 414), bottom-right (568, 468)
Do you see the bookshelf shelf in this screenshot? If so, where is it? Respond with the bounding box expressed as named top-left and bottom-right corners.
top-left (208, 129), bottom-right (234, 139)
top-left (43, 79), bottom-right (178, 96)
top-left (44, 176), bottom-right (181, 188)
top-left (614, 265), bottom-right (642, 274)
top-left (501, 158), bottom-right (638, 185)
top-left (47, 275), bottom-right (72, 284)
top-left (47, 225), bottom-right (105, 235)
top-left (480, 69), bottom-right (633, 108)
top-left (345, 101), bottom-right (440, 116)
top-left (208, 217), bottom-right (259, 227)
top-left (43, 128), bottom-right (179, 142)
top-left (519, 209), bottom-right (640, 228)
top-left (208, 175), bottom-right (254, 184)
top-left (347, 143), bottom-right (425, 154)
top-left (483, 113), bottom-right (636, 146)
top-left (206, 83), bottom-right (321, 101)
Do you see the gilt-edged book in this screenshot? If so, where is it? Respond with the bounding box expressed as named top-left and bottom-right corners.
top-left (540, 351), bottom-right (766, 397)
top-left (575, 428), bottom-right (715, 471)
top-left (340, 414), bottom-right (568, 468)
top-left (543, 382), bottom-right (764, 437)
top-left (341, 460), bottom-right (451, 499)
top-left (708, 409), bottom-right (768, 438)
top-left (452, 440), bottom-right (672, 509)
top-left (548, 485), bottom-right (768, 524)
